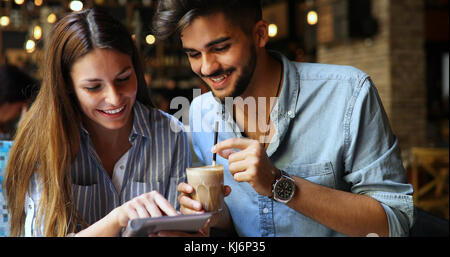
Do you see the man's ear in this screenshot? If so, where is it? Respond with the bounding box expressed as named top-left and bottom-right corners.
top-left (253, 20), bottom-right (269, 48)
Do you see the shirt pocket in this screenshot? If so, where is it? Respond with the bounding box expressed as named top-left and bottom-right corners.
top-left (72, 183), bottom-right (100, 225)
top-left (126, 181), bottom-right (156, 200)
top-left (285, 161), bottom-right (336, 189)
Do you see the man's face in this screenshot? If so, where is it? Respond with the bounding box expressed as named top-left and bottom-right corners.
top-left (181, 12), bottom-right (257, 101)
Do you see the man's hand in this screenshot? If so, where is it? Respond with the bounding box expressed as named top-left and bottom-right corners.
top-left (177, 182), bottom-right (231, 215)
top-left (212, 138), bottom-right (279, 197)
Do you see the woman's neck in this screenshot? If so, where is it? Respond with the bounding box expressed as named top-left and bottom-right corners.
top-left (82, 114), bottom-right (133, 154)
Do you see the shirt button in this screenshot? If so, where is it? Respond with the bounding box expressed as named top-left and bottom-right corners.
top-left (288, 111), bottom-right (294, 118)
top-left (28, 204), bottom-right (32, 210)
top-left (263, 208), bottom-right (269, 214)
top-left (120, 165), bottom-right (125, 170)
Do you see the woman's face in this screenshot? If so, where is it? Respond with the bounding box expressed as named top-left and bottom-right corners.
top-left (70, 48), bottom-right (137, 133)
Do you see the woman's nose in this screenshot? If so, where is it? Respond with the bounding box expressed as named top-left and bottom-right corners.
top-left (104, 84), bottom-right (121, 105)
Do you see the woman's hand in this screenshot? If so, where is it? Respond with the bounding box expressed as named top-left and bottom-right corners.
top-left (74, 191), bottom-right (177, 237)
top-left (113, 190), bottom-right (178, 228)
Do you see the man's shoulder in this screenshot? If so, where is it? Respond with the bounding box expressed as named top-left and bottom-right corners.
top-left (296, 62), bottom-right (369, 83)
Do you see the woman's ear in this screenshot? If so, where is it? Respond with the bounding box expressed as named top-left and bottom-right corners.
top-left (253, 20), bottom-right (269, 48)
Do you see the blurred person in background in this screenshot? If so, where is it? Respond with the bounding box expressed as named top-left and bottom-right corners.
top-left (0, 64), bottom-right (38, 140)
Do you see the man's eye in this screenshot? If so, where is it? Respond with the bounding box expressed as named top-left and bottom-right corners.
top-left (214, 44), bottom-right (230, 52)
top-left (187, 52), bottom-right (200, 58)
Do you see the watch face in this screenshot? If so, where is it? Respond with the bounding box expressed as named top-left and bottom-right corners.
top-left (275, 179), bottom-right (294, 200)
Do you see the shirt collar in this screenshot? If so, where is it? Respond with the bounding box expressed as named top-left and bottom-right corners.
top-left (268, 50), bottom-right (301, 120)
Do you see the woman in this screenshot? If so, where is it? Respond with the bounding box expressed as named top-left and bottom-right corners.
top-left (3, 8), bottom-right (190, 237)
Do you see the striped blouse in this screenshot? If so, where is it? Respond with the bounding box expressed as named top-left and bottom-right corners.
top-left (24, 101), bottom-right (191, 236)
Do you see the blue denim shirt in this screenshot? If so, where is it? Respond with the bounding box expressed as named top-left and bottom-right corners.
top-left (189, 51), bottom-right (414, 237)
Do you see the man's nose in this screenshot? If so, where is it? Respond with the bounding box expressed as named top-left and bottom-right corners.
top-left (200, 54), bottom-right (220, 77)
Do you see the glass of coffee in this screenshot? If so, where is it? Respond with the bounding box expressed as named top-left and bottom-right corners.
top-left (186, 165), bottom-right (224, 212)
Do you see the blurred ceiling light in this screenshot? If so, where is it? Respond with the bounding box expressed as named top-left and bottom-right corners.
top-left (146, 34), bottom-right (156, 45)
top-left (307, 10), bottom-right (318, 26)
top-left (69, 1), bottom-right (83, 12)
top-left (0, 16), bottom-right (10, 27)
top-left (47, 13), bottom-right (57, 23)
top-left (143, 0), bottom-right (152, 7)
top-left (34, 0), bottom-right (43, 6)
top-left (33, 25), bottom-right (42, 40)
top-left (25, 39), bottom-right (36, 53)
top-left (268, 24), bottom-right (278, 38)
top-left (15, 0), bottom-right (25, 5)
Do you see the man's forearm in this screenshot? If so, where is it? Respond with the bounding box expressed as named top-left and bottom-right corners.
top-left (287, 177), bottom-right (389, 237)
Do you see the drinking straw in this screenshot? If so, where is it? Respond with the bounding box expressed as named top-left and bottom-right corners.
top-left (212, 121), bottom-right (218, 166)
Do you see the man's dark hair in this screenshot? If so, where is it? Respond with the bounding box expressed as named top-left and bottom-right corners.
top-left (153, 0), bottom-right (262, 39)
top-left (0, 64), bottom-right (38, 105)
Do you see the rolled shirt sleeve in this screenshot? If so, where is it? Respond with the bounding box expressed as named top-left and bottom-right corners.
top-left (343, 77), bottom-right (414, 237)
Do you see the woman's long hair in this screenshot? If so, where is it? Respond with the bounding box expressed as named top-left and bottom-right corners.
top-left (3, 8), bottom-right (152, 237)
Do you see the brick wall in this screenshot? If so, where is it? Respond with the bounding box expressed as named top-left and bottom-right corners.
top-left (316, 0), bottom-right (427, 151)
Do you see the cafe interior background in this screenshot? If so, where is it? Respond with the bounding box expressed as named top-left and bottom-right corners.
top-left (0, 0), bottom-right (448, 236)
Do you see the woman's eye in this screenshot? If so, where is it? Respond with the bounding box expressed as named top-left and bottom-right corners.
top-left (117, 75), bottom-right (131, 82)
top-left (85, 85), bottom-right (101, 91)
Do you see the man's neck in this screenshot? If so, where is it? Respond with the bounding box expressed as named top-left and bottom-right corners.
top-left (233, 50), bottom-right (283, 144)
top-left (241, 50), bottom-right (282, 99)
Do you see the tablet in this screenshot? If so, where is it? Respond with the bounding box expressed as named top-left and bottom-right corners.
top-left (122, 212), bottom-right (212, 237)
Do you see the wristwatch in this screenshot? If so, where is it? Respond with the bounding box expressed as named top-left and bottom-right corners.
top-left (272, 169), bottom-right (295, 203)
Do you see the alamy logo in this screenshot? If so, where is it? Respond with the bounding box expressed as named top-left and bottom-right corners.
top-left (168, 89), bottom-right (280, 144)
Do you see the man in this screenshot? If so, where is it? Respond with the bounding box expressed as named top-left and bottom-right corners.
top-left (153, 0), bottom-right (414, 237)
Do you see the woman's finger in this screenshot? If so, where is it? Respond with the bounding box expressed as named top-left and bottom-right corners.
top-left (124, 206), bottom-right (139, 221)
top-left (133, 201), bottom-right (151, 218)
top-left (152, 191), bottom-right (178, 216)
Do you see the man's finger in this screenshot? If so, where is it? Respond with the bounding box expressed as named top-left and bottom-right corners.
top-left (179, 195), bottom-right (203, 211)
top-left (228, 159), bottom-right (248, 175)
top-left (212, 138), bottom-right (254, 153)
top-left (178, 182), bottom-right (194, 194)
top-left (227, 149), bottom-right (247, 163)
top-left (224, 185), bottom-right (232, 197)
top-left (232, 170), bottom-right (252, 183)
top-left (217, 149), bottom-right (238, 159)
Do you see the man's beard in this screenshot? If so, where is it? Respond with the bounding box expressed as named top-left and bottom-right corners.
top-left (208, 46), bottom-right (257, 103)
